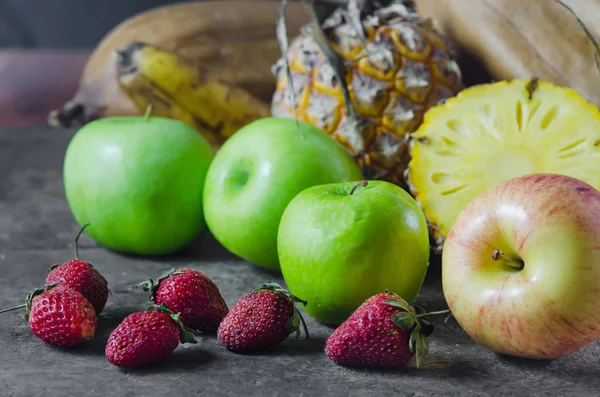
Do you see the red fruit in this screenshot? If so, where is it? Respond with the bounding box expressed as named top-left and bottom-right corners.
top-left (217, 282), bottom-right (309, 353)
top-left (105, 304), bottom-right (197, 368)
top-left (134, 268), bottom-right (228, 332)
top-left (46, 223), bottom-right (109, 314)
top-left (46, 259), bottom-right (109, 314)
top-left (26, 284), bottom-right (97, 347)
top-left (325, 292), bottom-right (447, 368)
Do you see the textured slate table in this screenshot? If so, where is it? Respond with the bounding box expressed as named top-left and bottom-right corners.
top-left (1, 125), bottom-right (599, 397)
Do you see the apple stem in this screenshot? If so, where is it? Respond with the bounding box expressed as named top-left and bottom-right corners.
top-left (144, 104), bottom-right (154, 122)
top-left (348, 180), bottom-right (368, 196)
top-left (74, 223), bottom-right (90, 259)
top-left (416, 309), bottom-right (451, 318)
top-left (0, 304), bottom-right (25, 315)
top-left (492, 249), bottom-right (525, 271)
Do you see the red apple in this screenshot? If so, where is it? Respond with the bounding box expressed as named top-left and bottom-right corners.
top-left (442, 173), bottom-right (600, 359)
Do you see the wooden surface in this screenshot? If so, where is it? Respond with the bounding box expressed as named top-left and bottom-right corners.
top-left (0, 124), bottom-right (599, 396)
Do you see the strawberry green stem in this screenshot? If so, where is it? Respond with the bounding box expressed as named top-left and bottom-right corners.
top-left (0, 304), bottom-right (25, 314)
top-left (296, 309), bottom-right (310, 340)
top-left (258, 281), bottom-right (310, 340)
top-left (415, 309), bottom-right (451, 318)
top-left (74, 223), bottom-right (90, 259)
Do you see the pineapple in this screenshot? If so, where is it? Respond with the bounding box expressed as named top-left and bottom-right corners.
top-left (407, 78), bottom-right (600, 248)
top-left (271, 0), bottom-right (462, 185)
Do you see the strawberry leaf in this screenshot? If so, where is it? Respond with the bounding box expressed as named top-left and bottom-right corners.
top-left (256, 281), bottom-right (310, 340)
top-left (133, 280), bottom-right (155, 292)
top-left (24, 283), bottom-right (59, 320)
top-left (256, 281), bottom-right (289, 295)
top-left (286, 312), bottom-right (301, 339)
top-left (148, 302), bottom-right (172, 314)
top-left (413, 331), bottom-right (430, 368)
top-left (409, 322), bottom-right (420, 351)
top-left (413, 305), bottom-right (427, 315)
top-left (285, 308), bottom-right (310, 341)
top-left (392, 312), bottom-right (415, 331)
top-left (383, 298), bottom-right (412, 312)
top-left (257, 281), bottom-right (283, 290)
top-left (148, 303), bottom-right (198, 345)
top-left (169, 312), bottom-right (198, 345)
top-left (132, 267), bottom-right (180, 295)
top-left (398, 305), bottom-right (451, 369)
top-left (420, 319), bottom-right (435, 337)
top-left (291, 294), bottom-right (308, 307)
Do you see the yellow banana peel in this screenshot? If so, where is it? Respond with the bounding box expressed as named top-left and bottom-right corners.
top-left (115, 42), bottom-right (271, 148)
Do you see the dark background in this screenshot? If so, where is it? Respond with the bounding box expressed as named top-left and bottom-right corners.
top-left (0, 0), bottom-right (197, 49)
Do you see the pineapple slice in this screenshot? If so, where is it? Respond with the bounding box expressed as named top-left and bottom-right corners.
top-left (407, 78), bottom-right (600, 247)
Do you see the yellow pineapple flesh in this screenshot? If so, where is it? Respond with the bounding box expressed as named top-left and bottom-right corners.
top-left (271, 2), bottom-right (462, 185)
top-left (408, 78), bottom-right (600, 247)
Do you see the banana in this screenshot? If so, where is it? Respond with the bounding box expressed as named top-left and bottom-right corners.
top-left (48, 0), bottom-right (311, 128)
top-left (116, 42), bottom-right (271, 148)
top-left (118, 72), bottom-right (206, 141)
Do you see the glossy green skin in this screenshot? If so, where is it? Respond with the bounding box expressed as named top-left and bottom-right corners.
top-left (278, 180), bottom-right (430, 325)
top-left (203, 118), bottom-right (363, 272)
top-left (63, 116), bottom-right (214, 255)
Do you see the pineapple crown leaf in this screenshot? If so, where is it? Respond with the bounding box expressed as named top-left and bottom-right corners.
top-left (275, 0), bottom-right (303, 138)
top-left (307, 3), bottom-right (357, 124)
top-left (383, 294), bottom-right (451, 368)
top-left (146, 303), bottom-right (198, 345)
top-left (305, 0), bottom-right (371, 177)
top-left (132, 267), bottom-right (182, 296)
top-left (346, 0), bottom-right (370, 58)
top-left (24, 283), bottom-right (60, 320)
top-left (256, 281), bottom-right (310, 341)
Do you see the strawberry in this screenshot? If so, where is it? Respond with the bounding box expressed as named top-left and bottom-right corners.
top-left (325, 292), bottom-right (449, 368)
top-left (25, 284), bottom-right (98, 347)
top-left (105, 304), bottom-right (197, 368)
top-left (217, 282), bottom-right (309, 353)
top-left (46, 223), bottom-right (109, 314)
top-left (134, 268), bottom-right (228, 332)
top-left (46, 260), bottom-right (109, 314)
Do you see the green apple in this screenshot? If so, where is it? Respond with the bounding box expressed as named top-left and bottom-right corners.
top-left (278, 180), bottom-right (430, 325)
top-left (202, 117), bottom-right (363, 271)
top-left (63, 115), bottom-right (214, 255)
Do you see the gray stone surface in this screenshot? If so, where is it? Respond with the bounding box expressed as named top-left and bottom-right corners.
top-left (0, 125), bottom-right (599, 396)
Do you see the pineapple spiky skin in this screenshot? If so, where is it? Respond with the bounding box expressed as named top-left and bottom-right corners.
top-left (271, 1), bottom-right (462, 185)
top-left (407, 78), bottom-right (600, 249)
